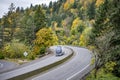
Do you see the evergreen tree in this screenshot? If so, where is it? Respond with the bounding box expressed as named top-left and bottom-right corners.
top-left (90, 0), bottom-right (120, 77)
top-left (0, 25), bottom-right (3, 48)
top-left (16, 7), bottom-right (20, 13)
top-left (108, 0), bottom-right (120, 77)
top-left (34, 5), bottom-right (46, 32)
top-left (87, 1), bottom-right (96, 20)
top-left (8, 3), bottom-right (16, 41)
top-left (49, 1), bottom-right (53, 8)
top-left (8, 3), bottom-right (15, 13)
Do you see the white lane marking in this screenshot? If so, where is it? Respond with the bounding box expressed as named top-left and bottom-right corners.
top-left (0, 63), bottom-right (3, 68)
top-left (66, 63), bottom-right (90, 80)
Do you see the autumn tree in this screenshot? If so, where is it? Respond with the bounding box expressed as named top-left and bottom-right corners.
top-left (71, 18), bottom-right (85, 35)
top-left (33, 28), bottom-right (58, 55)
top-left (95, 0), bottom-right (105, 7)
top-left (80, 27), bottom-right (93, 46)
top-left (1, 3), bottom-right (16, 42)
top-left (4, 16), bottom-right (13, 41)
top-left (64, 0), bottom-right (75, 10)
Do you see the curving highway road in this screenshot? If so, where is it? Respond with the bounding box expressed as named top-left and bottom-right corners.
top-left (0, 46), bottom-right (93, 80)
top-left (27, 46), bottom-right (92, 80)
top-left (0, 46), bottom-right (73, 80)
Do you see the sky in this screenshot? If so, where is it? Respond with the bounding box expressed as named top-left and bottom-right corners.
top-left (0, 0), bottom-right (57, 18)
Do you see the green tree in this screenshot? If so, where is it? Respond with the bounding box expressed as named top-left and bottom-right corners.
top-left (108, 0), bottom-right (120, 77)
top-left (0, 26), bottom-right (3, 48)
top-left (87, 1), bottom-right (96, 20)
top-left (8, 3), bottom-right (16, 40)
top-left (15, 9), bottom-right (35, 45)
top-left (49, 1), bottom-right (53, 8)
top-left (90, 0), bottom-right (120, 77)
top-left (34, 5), bottom-right (46, 32)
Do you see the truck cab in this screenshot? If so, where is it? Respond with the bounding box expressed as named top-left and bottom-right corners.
top-left (55, 46), bottom-right (64, 56)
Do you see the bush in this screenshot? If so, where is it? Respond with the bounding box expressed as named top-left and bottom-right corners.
top-left (86, 68), bottom-right (120, 80)
top-left (3, 42), bottom-right (30, 59)
top-left (0, 52), bottom-right (4, 59)
top-left (104, 61), bottom-right (116, 73)
top-left (27, 53), bottom-right (35, 60)
top-left (113, 61), bottom-right (120, 77)
top-left (39, 46), bottom-right (46, 55)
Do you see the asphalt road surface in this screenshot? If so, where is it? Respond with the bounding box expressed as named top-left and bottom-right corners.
top-left (0, 60), bottom-right (18, 73)
top-left (27, 46), bottom-right (92, 80)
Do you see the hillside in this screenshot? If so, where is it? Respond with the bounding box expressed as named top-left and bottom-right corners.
top-left (0, 0), bottom-right (120, 79)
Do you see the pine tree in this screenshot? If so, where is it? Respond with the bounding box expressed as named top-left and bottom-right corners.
top-left (34, 5), bottom-right (46, 32)
top-left (87, 1), bottom-right (96, 20)
top-left (0, 25), bottom-right (3, 48)
top-left (8, 3), bottom-right (16, 41)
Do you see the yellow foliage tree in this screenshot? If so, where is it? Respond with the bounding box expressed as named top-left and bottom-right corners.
top-left (71, 18), bottom-right (83, 29)
top-left (79, 34), bottom-right (86, 46)
top-left (79, 27), bottom-right (93, 46)
top-left (64, 2), bottom-right (69, 10)
top-left (33, 28), bottom-right (58, 54)
top-left (80, 0), bottom-right (95, 10)
top-left (71, 18), bottom-right (85, 35)
top-left (95, 0), bottom-right (105, 7)
top-left (64, 0), bottom-right (75, 10)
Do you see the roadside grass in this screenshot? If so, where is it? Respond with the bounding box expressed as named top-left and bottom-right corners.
top-left (86, 68), bottom-right (120, 80)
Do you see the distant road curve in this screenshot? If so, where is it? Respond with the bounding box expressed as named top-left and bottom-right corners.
top-left (28, 46), bottom-right (93, 80)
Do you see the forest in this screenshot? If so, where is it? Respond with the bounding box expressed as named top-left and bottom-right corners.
top-left (0, 0), bottom-right (120, 79)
